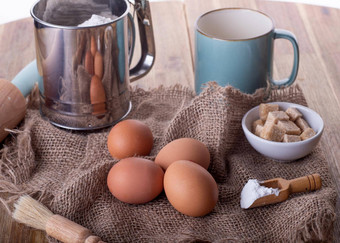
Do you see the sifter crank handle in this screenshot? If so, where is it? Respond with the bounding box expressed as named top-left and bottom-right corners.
top-left (129, 0), bottom-right (155, 81)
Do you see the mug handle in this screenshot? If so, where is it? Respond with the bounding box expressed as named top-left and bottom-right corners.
top-left (129, 0), bottom-right (156, 82)
top-left (11, 60), bottom-right (43, 97)
top-left (270, 29), bottom-right (299, 88)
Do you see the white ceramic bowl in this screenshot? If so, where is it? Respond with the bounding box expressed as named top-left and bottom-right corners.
top-left (242, 102), bottom-right (324, 161)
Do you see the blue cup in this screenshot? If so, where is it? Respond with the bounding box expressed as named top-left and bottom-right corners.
top-left (195, 8), bottom-right (299, 94)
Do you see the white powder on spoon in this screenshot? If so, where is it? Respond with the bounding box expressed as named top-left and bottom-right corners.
top-left (240, 179), bottom-right (280, 209)
top-left (78, 14), bottom-right (114, 27)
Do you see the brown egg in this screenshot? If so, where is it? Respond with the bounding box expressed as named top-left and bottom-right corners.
top-left (155, 138), bottom-right (210, 170)
top-left (107, 119), bottom-right (153, 159)
top-left (107, 157), bottom-right (164, 204)
top-left (90, 75), bottom-right (106, 115)
top-left (90, 35), bottom-right (97, 56)
top-left (94, 51), bottom-right (104, 79)
top-left (85, 50), bottom-right (94, 75)
top-left (164, 160), bottom-right (218, 217)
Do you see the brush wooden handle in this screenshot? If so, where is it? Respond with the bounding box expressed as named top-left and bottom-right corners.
top-left (46, 215), bottom-right (105, 243)
top-left (289, 173), bottom-right (322, 194)
top-left (0, 79), bottom-right (27, 143)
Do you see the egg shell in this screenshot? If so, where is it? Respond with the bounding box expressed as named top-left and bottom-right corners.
top-left (107, 119), bottom-right (153, 159)
top-left (94, 51), bottom-right (104, 79)
top-left (155, 138), bottom-right (210, 170)
top-left (85, 50), bottom-right (94, 75)
top-left (90, 75), bottom-right (106, 115)
top-left (91, 35), bottom-right (97, 56)
top-left (107, 157), bottom-right (164, 204)
top-left (164, 160), bottom-right (218, 217)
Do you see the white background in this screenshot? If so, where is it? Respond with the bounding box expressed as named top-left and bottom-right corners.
top-left (1, 0), bottom-right (340, 25)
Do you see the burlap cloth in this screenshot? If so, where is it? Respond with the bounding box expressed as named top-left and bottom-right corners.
top-left (0, 83), bottom-right (337, 242)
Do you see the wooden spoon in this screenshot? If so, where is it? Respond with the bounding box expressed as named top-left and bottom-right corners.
top-left (249, 174), bottom-right (322, 209)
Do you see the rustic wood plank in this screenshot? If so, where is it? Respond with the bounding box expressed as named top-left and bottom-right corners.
top-left (0, 19), bottom-right (36, 81)
top-left (184, 0), bottom-right (340, 192)
top-left (184, 0), bottom-right (340, 239)
top-left (0, 2), bottom-right (194, 242)
top-left (1, 0), bottom-right (340, 242)
top-left (0, 204), bottom-right (47, 243)
top-left (0, 18), bottom-right (46, 243)
top-left (131, 1), bottom-right (194, 90)
top-left (254, 2), bottom-right (340, 195)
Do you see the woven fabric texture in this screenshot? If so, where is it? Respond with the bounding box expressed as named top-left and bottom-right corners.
top-left (0, 84), bottom-right (337, 242)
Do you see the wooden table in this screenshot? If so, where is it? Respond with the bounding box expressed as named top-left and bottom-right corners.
top-left (1, 0), bottom-right (339, 242)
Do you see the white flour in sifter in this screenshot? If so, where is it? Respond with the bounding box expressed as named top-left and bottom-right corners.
top-left (78, 14), bottom-right (115, 27)
top-left (240, 179), bottom-right (280, 209)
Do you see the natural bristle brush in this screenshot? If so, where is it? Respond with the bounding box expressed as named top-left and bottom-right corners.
top-left (13, 195), bottom-right (105, 243)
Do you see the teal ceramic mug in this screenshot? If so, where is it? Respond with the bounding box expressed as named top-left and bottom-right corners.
top-left (194, 8), bottom-right (299, 94)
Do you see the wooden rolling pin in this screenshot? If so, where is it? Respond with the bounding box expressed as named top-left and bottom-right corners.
top-left (0, 60), bottom-right (41, 143)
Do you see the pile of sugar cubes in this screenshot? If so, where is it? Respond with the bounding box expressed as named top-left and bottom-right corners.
top-left (253, 103), bottom-right (316, 142)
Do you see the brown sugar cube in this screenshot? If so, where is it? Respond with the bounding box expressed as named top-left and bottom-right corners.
top-left (277, 120), bottom-right (301, 135)
top-left (286, 107), bottom-right (302, 121)
top-left (300, 127), bottom-right (316, 140)
top-left (254, 125), bottom-right (263, 137)
top-left (266, 111), bottom-right (290, 124)
top-left (260, 122), bottom-right (285, 142)
top-left (252, 119), bottom-right (264, 133)
top-left (295, 117), bottom-right (310, 131)
top-left (283, 134), bottom-right (301, 143)
top-left (259, 103), bottom-right (279, 121)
